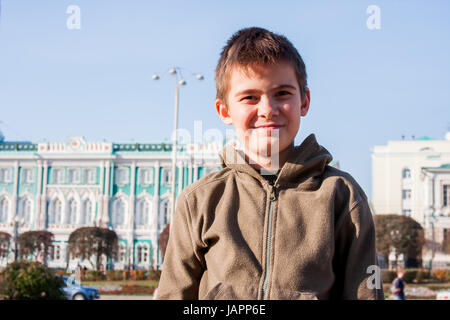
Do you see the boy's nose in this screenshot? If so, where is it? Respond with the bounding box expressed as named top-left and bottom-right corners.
top-left (257, 96), bottom-right (279, 119)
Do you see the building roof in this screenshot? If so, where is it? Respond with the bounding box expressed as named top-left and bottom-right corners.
top-left (422, 163), bottom-right (450, 170)
top-left (416, 136), bottom-right (435, 141)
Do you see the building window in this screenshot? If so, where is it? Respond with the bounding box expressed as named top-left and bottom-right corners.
top-left (138, 168), bottom-right (153, 185)
top-left (0, 242), bottom-right (8, 259)
top-left (52, 168), bottom-right (65, 184)
top-left (67, 199), bottom-right (78, 225)
top-left (85, 169), bottom-right (96, 184)
top-left (136, 244), bottom-right (149, 264)
top-left (48, 244), bottom-right (61, 261)
top-left (0, 197), bottom-right (9, 223)
top-left (402, 209), bottom-right (412, 216)
top-left (136, 199), bottom-right (150, 226)
top-left (21, 168), bottom-right (34, 184)
top-left (161, 168), bottom-right (172, 186)
top-left (444, 185), bottom-right (450, 207)
top-left (159, 199), bottom-right (170, 229)
top-left (47, 245), bottom-right (54, 261)
top-left (118, 243), bottom-right (126, 263)
top-left (0, 168), bottom-right (12, 183)
top-left (402, 189), bottom-right (412, 200)
top-left (112, 198), bottom-right (126, 226)
top-left (81, 199), bottom-right (93, 225)
top-left (68, 169), bottom-right (80, 184)
top-left (18, 197), bottom-right (32, 224)
top-left (49, 198), bottom-right (62, 225)
top-left (402, 168), bottom-right (411, 179)
top-left (115, 168), bottom-right (129, 185)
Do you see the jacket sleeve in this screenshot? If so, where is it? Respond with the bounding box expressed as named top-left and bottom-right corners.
top-left (332, 197), bottom-right (385, 300)
top-left (155, 193), bottom-right (205, 300)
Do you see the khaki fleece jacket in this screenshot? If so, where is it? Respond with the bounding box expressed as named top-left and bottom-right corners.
top-left (156, 134), bottom-right (384, 300)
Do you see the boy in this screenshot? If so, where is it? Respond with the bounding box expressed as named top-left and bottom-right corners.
top-left (156, 27), bottom-right (384, 300)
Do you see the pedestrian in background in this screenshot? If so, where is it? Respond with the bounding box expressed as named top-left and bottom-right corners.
top-left (392, 269), bottom-right (406, 300)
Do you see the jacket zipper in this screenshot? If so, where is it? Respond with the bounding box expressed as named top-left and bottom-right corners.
top-left (262, 183), bottom-right (277, 300)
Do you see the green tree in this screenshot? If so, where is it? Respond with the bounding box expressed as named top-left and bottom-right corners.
top-left (68, 227), bottom-right (118, 271)
top-left (17, 230), bottom-right (54, 266)
top-left (0, 260), bottom-right (66, 300)
top-left (374, 214), bottom-right (425, 267)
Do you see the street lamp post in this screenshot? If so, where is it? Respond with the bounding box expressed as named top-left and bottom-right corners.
top-left (10, 216), bottom-right (25, 261)
top-left (153, 67), bottom-right (203, 225)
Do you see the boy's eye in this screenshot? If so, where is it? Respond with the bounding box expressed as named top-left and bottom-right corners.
top-left (276, 91), bottom-right (291, 96)
top-left (241, 96), bottom-right (257, 101)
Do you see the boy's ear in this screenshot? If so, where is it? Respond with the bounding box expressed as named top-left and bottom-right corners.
top-left (215, 98), bottom-right (233, 125)
top-left (300, 87), bottom-right (311, 117)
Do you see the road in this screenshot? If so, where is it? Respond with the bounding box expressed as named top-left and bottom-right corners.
top-left (99, 295), bottom-right (154, 300)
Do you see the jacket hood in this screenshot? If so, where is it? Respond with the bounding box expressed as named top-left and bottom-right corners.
top-left (218, 133), bottom-right (333, 186)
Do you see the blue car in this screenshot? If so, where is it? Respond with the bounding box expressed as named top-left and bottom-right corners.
top-left (61, 275), bottom-right (100, 300)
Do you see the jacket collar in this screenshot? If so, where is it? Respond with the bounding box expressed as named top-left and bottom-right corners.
top-left (218, 133), bottom-right (333, 187)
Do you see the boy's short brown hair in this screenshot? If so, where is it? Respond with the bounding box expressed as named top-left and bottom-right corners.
top-left (215, 27), bottom-right (308, 104)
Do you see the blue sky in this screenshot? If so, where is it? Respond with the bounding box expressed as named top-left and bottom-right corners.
top-left (0, 0), bottom-right (449, 199)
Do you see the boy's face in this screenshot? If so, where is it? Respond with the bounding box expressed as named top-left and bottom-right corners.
top-left (216, 61), bottom-right (310, 164)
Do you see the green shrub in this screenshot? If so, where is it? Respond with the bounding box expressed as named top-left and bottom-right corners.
top-left (106, 270), bottom-right (124, 281)
top-left (432, 269), bottom-right (449, 282)
top-left (148, 269), bottom-right (161, 281)
top-left (54, 269), bottom-right (70, 277)
top-left (84, 270), bottom-right (103, 281)
top-left (136, 270), bottom-right (147, 280)
top-left (402, 269), bottom-right (418, 283)
top-left (415, 269), bottom-right (431, 283)
top-left (0, 260), bottom-right (66, 300)
top-left (381, 270), bottom-right (397, 283)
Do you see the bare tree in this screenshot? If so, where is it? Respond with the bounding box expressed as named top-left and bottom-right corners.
top-left (68, 227), bottom-right (118, 271)
top-left (17, 230), bottom-right (54, 266)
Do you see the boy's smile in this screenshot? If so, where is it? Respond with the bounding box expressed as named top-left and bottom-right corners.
top-left (216, 61), bottom-right (310, 170)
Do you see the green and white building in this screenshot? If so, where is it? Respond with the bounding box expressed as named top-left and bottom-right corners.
top-left (0, 132), bottom-right (222, 270)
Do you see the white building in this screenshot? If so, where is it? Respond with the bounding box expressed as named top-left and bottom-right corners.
top-left (371, 132), bottom-right (450, 268)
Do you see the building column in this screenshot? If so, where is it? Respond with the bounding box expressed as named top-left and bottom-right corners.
top-left (35, 161), bottom-right (43, 229)
top-left (188, 159), bottom-right (192, 185)
top-left (102, 161), bottom-right (111, 226)
top-left (9, 162), bottom-right (19, 224)
top-left (152, 161), bottom-right (160, 270)
top-left (40, 161), bottom-right (48, 229)
top-left (193, 164), bottom-right (198, 182)
top-left (434, 177), bottom-right (442, 214)
top-left (177, 162), bottom-right (183, 196)
top-left (97, 161), bottom-right (105, 226)
top-left (128, 161), bottom-right (136, 268)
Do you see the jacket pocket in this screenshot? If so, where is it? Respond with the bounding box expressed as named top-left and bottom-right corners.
top-left (201, 282), bottom-right (225, 300)
top-left (290, 291), bottom-right (319, 300)
top-left (200, 282), bottom-right (257, 300)
top-left (271, 288), bottom-right (319, 300)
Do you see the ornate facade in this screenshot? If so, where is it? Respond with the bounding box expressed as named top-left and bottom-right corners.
top-left (0, 135), bottom-right (222, 270)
